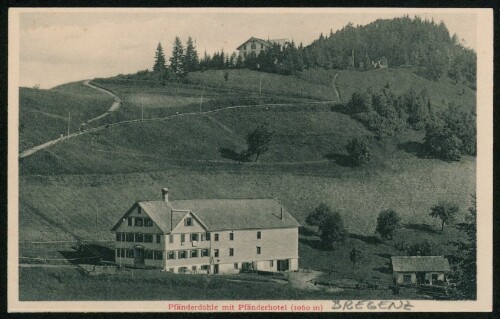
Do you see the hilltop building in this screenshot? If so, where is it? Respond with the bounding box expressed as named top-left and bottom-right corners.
top-left (236, 37), bottom-right (289, 60)
top-left (391, 256), bottom-right (451, 285)
top-left (111, 188), bottom-right (301, 274)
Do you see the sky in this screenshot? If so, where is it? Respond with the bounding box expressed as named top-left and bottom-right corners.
top-left (16, 9), bottom-right (478, 89)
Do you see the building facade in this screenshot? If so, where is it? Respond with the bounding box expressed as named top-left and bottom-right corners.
top-left (111, 188), bottom-right (301, 274)
top-left (391, 256), bottom-right (451, 285)
top-left (236, 37), bottom-right (289, 60)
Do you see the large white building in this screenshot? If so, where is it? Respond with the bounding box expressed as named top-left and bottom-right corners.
top-left (111, 188), bottom-right (301, 274)
top-left (236, 36), bottom-right (289, 60)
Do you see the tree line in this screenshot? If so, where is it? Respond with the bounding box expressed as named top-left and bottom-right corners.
top-left (344, 87), bottom-right (476, 161)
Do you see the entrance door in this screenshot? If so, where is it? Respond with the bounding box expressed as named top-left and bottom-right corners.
top-left (213, 264), bottom-right (219, 274)
top-left (416, 272), bottom-right (426, 285)
top-left (277, 259), bottom-right (289, 271)
top-left (134, 247), bottom-right (145, 267)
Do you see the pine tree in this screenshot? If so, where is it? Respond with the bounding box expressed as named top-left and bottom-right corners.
top-left (153, 42), bottom-right (167, 76)
top-left (183, 36), bottom-right (199, 73)
top-left (169, 36), bottom-right (185, 75)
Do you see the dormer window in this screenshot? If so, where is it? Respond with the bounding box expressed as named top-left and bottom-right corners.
top-left (251, 43), bottom-right (256, 49)
top-left (185, 218), bottom-right (193, 226)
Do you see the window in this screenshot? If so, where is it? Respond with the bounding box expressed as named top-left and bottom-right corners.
top-left (169, 235), bottom-right (174, 244)
top-left (234, 263), bottom-right (238, 269)
top-left (261, 44), bottom-right (264, 49)
top-left (257, 231), bottom-right (261, 239)
top-left (145, 250), bottom-right (154, 259)
top-left (126, 233), bottom-right (134, 242)
top-left (191, 249), bottom-right (198, 258)
top-left (229, 233), bottom-right (234, 241)
top-left (192, 266), bottom-right (197, 271)
top-left (201, 249), bottom-right (209, 257)
top-left (185, 218), bottom-right (193, 226)
top-left (117, 248), bottom-right (126, 258)
top-left (179, 250), bottom-right (187, 259)
top-left (167, 251), bottom-right (176, 260)
top-left (116, 233), bottom-right (122, 241)
top-left (137, 206), bottom-right (141, 214)
top-left (201, 233), bottom-right (206, 241)
top-left (270, 260), bottom-right (274, 267)
top-left (191, 233), bottom-right (199, 242)
top-left (243, 52), bottom-right (247, 57)
top-left (135, 218), bottom-right (143, 227)
top-left (403, 274), bottom-right (412, 283)
top-left (116, 249), bottom-right (120, 258)
top-left (251, 43), bottom-right (256, 49)
top-left (144, 218), bottom-right (153, 227)
top-left (181, 234), bottom-right (185, 243)
top-left (205, 233), bottom-right (211, 241)
top-left (156, 234), bottom-right (161, 243)
top-left (179, 267), bottom-right (188, 273)
top-left (201, 265), bottom-right (209, 271)
top-left (214, 249), bottom-right (219, 258)
top-left (135, 233), bottom-right (144, 242)
top-left (128, 218), bottom-right (133, 226)
top-left (126, 249), bottom-right (134, 258)
top-left (144, 234), bottom-right (153, 243)
top-left (229, 248), bottom-right (234, 256)
top-left (257, 247), bottom-right (261, 255)
top-left (154, 251), bottom-right (163, 260)
top-left (243, 45), bottom-right (246, 50)
top-left (214, 234), bottom-right (219, 241)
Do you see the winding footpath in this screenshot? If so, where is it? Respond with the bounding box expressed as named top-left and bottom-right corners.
top-left (19, 80), bottom-right (122, 159)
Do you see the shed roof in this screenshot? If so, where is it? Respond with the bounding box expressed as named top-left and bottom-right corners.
top-left (391, 256), bottom-right (451, 272)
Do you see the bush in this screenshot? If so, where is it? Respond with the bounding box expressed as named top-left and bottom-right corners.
top-left (318, 211), bottom-right (348, 249)
top-left (375, 210), bottom-right (401, 240)
top-left (345, 137), bottom-right (371, 166)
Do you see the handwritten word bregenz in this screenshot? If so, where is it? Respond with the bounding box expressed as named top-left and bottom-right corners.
top-left (332, 300), bottom-right (414, 311)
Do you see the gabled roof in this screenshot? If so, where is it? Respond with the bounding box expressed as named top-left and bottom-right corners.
top-left (170, 198), bottom-right (301, 231)
top-left (236, 37), bottom-right (271, 50)
top-left (110, 201), bottom-right (187, 233)
top-left (112, 197), bottom-right (301, 233)
top-left (391, 256), bottom-right (451, 272)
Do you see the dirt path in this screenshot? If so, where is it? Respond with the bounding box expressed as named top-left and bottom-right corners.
top-left (288, 270), bottom-right (322, 290)
top-left (19, 80), bottom-right (122, 159)
top-left (19, 263), bottom-right (77, 268)
top-left (332, 72), bottom-right (341, 101)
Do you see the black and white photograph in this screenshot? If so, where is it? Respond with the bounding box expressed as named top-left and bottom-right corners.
top-left (7, 7), bottom-right (493, 312)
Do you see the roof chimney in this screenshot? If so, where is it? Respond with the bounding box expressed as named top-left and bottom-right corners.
top-left (162, 188), bottom-right (169, 202)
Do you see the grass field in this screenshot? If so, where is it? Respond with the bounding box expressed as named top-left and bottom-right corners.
top-left (188, 69), bottom-right (338, 101)
top-left (20, 266), bottom-right (427, 301)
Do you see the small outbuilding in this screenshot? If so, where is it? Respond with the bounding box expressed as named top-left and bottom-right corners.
top-left (391, 256), bottom-right (451, 286)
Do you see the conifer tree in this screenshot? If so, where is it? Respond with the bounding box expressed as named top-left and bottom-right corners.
top-left (183, 36), bottom-right (199, 73)
top-left (153, 42), bottom-right (167, 75)
top-left (170, 36), bottom-right (185, 75)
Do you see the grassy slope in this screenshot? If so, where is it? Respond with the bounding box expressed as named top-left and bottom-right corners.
top-left (19, 82), bottom-right (114, 151)
top-left (188, 69), bottom-right (338, 101)
top-left (18, 69), bottom-right (476, 300)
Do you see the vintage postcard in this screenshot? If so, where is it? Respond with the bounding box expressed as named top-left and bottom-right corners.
top-left (8, 7), bottom-right (493, 312)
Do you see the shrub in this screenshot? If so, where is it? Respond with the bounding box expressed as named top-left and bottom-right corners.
top-left (345, 137), bottom-right (371, 166)
top-left (375, 210), bottom-right (401, 240)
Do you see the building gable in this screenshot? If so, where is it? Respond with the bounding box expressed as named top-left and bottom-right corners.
top-left (171, 211), bottom-right (208, 234)
top-left (111, 203), bottom-right (164, 234)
